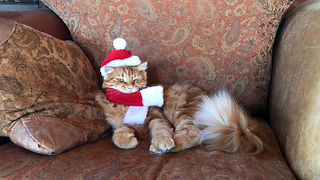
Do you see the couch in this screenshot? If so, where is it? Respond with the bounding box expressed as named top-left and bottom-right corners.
top-left (0, 0), bottom-right (319, 179)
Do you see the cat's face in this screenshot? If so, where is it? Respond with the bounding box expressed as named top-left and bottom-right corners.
top-left (102, 62), bottom-right (148, 93)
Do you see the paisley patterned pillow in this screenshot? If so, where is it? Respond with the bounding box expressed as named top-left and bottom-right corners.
top-left (41, 0), bottom-right (293, 113)
top-left (0, 18), bottom-right (110, 155)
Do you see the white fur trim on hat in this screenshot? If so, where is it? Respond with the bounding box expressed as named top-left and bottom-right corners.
top-left (100, 56), bottom-right (142, 79)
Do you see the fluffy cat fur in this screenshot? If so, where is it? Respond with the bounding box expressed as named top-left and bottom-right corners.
top-left (95, 62), bottom-right (264, 154)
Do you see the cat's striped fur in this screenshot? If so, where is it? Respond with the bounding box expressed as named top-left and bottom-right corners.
top-left (95, 62), bottom-right (264, 154)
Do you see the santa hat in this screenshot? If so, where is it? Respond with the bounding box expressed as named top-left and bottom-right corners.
top-left (100, 38), bottom-right (142, 79)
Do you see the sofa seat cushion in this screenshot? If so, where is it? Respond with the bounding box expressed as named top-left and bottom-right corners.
top-left (41, 0), bottom-right (293, 114)
top-left (0, 18), bottom-right (111, 155)
top-left (0, 119), bottom-right (296, 179)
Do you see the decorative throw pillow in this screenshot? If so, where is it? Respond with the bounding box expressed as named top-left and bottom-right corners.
top-left (0, 18), bottom-right (110, 155)
top-left (41, 0), bottom-right (293, 113)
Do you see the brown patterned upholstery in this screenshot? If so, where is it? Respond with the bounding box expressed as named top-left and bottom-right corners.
top-left (0, 18), bottom-right (110, 155)
top-left (3, 0), bottom-right (316, 178)
top-left (41, 0), bottom-right (293, 114)
top-left (0, 121), bottom-right (295, 179)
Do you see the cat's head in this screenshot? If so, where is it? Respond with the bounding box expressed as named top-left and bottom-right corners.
top-left (101, 62), bottom-right (148, 93)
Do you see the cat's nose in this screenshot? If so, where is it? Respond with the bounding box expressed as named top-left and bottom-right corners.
top-left (127, 86), bottom-right (134, 92)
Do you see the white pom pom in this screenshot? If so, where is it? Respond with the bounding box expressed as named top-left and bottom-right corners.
top-left (113, 38), bottom-right (127, 50)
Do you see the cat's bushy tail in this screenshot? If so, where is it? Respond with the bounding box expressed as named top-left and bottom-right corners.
top-left (194, 91), bottom-right (264, 154)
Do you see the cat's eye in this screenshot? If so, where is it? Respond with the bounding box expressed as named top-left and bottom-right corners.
top-left (116, 78), bottom-right (124, 82)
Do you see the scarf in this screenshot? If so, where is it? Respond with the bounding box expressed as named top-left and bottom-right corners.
top-left (106, 86), bottom-right (164, 124)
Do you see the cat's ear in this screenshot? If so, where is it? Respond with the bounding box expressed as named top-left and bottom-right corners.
top-left (102, 66), bottom-right (115, 76)
top-left (137, 62), bottom-right (148, 71)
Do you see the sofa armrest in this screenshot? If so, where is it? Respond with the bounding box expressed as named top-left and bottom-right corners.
top-left (0, 9), bottom-right (72, 40)
top-left (269, 0), bottom-right (320, 179)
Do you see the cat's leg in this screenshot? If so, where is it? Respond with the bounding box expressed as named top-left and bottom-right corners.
top-left (162, 85), bottom-right (203, 152)
top-left (148, 107), bottom-right (175, 154)
top-left (95, 91), bottom-right (127, 129)
top-left (95, 91), bottom-right (138, 149)
top-left (112, 126), bottom-right (138, 149)
top-left (169, 115), bottom-right (201, 152)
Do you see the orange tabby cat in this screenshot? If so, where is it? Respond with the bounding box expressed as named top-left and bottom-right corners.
top-left (95, 62), bottom-right (264, 154)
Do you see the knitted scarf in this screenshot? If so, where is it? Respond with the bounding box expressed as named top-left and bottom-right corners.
top-left (106, 86), bottom-right (164, 124)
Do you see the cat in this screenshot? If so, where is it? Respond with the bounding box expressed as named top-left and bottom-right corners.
top-left (95, 62), bottom-right (264, 154)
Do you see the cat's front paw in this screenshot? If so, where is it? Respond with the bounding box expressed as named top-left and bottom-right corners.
top-left (149, 136), bottom-right (175, 154)
top-left (112, 127), bottom-right (138, 149)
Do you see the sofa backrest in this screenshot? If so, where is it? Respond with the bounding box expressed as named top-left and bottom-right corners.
top-left (41, 0), bottom-right (293, 114)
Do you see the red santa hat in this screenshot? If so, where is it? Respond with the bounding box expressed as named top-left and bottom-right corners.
top-left (100, 38), bottom-right (142, 79)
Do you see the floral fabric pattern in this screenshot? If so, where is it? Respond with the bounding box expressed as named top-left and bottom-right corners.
top-left (41, 0), bottom-right (293, 113)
